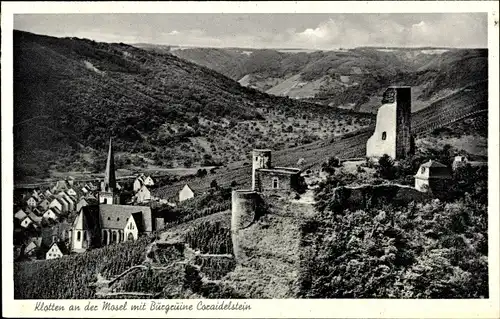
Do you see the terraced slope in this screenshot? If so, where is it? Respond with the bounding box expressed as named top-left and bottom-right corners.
top-left (153, 81), bottom-right (488, 200)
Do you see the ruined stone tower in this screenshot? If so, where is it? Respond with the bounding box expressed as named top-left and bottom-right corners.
top-left (252, 149), bottom-right (272, 191)
top-left (366, 86), bottom-right (413, 160)
top-left (231, 190), bottom-right (260, 262)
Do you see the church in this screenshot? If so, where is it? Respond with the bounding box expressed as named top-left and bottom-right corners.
top-left (70, 138), bottom-right (160, 253)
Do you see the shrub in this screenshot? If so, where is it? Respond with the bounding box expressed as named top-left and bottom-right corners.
top-left (377, 154), bottom-right (396, 180)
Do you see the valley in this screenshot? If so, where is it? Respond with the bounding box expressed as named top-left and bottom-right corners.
top-left (12, 28), bottom-right (489, 301)
top-left (154, 46), bottom-right (487, 114)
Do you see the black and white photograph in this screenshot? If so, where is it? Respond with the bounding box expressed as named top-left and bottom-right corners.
top-left (2, 1), bottom-right (499, 318)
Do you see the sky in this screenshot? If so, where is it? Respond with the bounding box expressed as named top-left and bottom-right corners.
top-left (14, 13), bottom-right (488, 49)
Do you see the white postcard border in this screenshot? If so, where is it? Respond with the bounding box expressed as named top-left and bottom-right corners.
top-left (1, 2), bottom-right (499, 318)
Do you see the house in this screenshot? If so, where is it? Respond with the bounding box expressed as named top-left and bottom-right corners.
top-left (66, 188), bottom-right (78, 197)
top-left (52, 180), bottom-right (69, 193)
top-left (43, 208), bottom-right (59, 221)
top-left (24, 237), bottom-right (42, 256)
top-left (86, 194), bottom-right (98, 201)
top-left (135, 185), bottom-right (151, 203)
top-left (32, 189), bottom-right (41, 200)
top-left (81, 186), bottom-right (89, 194)
top-left (71, 204), bottom-right (156, 252)
top-left (20, 216), bottom-right (34, 228)
top-left (28, 212), bottom-right (42, 227)
top-left (72, 187), bottom-right (85, 199)
top-left (38, 199), bottom-right (50, 211)
top-left (76, 197), bottom-right (98, 212)
top-left (32, 207), bottom-right (44, 216)
top-left (179, 184), bottom-right (195, 202)
top-left (414, 160), bottom-right (452, 193)
top-left (26, 196), bottom-right (38, 207)
top-left (67, 176), bottom-right (75, 187)
top-left (44, 189), bottom-right (53, 197)
top-left (46, 242), bottom-right (69, 260)
top-left (143, 176), bottom-right (155, 186)
top-left (133, 177), bottom-right (144, 192)
top-left (86, 182), bottom-right (98, 191)
top-left (58, 192), bottom-right (75, 211)
top-left (57, 196), bottom-right (69, 213)
top-left (49, 198), bottom-right (64, 212)
top-left (14, 209), bottom-right (27, 221)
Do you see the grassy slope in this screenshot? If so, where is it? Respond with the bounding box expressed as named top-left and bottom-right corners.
top-left (14, 30), bottom-right (372, 183)
top-left (152, 81), bottom-right (488, 200)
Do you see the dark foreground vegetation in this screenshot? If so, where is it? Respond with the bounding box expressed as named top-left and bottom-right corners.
top-left (300, 157), bottom-right (488, 298)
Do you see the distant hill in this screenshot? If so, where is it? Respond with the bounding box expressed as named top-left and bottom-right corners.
top-left (13, 31), bottom-right (372, 182)
top-left (151, 46), bottom-right (487, 113)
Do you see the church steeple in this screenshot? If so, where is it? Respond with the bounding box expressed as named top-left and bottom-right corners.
top-left (103, 137), bottom-right (116, 192)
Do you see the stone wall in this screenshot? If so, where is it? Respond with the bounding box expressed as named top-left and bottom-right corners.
top-left (395, 87), bottom-right (413, 159)
top-left (330, 183), bottom-right (430, 211)
top-left (255, 170), bottom-right (299, 192)
top-left (231, 190), bottom-right (262, 262)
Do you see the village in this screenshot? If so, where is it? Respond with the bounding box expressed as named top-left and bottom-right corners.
top-left (13, 139), bottom-right (206, 260)
top-left (12, 86), bottom-right (485, 263)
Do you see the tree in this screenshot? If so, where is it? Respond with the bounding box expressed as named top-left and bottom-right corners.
top-left (210, 179), bottom-right (218, 189)
top-left (377, 154), bottom-right (396, 180)
top-left (321, 156), bottom-right (341, 175)
top-left (196, 169), bottom-right (207, 177)
top-left (230, 181), bottom-right (238, 188)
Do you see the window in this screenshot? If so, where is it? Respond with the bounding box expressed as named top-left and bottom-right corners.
top-left (381, 132), bottom-right (387, 140)
top-left (83, 231), bottom-right (87, 241)
top-left (272, 177), bottom-right (279, 189)
top-left (77, 231), bottom-right (81, 241)
top-left (421, 167), bottom-right (426, 174)
top-left (108, 217), bottom-right (111, 220)
top-left (117, 217), bottom-right (120, 221)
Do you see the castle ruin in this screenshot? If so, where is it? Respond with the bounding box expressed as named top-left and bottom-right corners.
top-left (231, 190), bottom-right (261, 261)
top-left (251, 149), bottom-right (301, 193)
top-left (232, 149), bottom-right (302, 263)
top-left (366, 86), bottom-right (414, 160)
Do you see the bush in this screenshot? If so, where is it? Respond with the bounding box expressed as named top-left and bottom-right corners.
top-left (377, 154), bottom-right (396, 180)
top-left (321, 156), bottom-right (341, 175)
top-left (210, 179), bottom-right (218, 189)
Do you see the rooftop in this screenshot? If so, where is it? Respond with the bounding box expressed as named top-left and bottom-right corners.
top-left (420, 160), bottom-right (448, 168)
top-left (253, 149), bottom-right (272, 152)
top-left (257, 167), bottom-right (301, 175)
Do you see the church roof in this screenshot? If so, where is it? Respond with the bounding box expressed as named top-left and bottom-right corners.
top-left (78, 205), bottom-right (101, 229)
top-left (99, 204), bottom-right (152, 231)
top-left (131, 212), bottom-right (146, 232)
